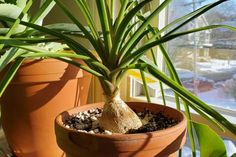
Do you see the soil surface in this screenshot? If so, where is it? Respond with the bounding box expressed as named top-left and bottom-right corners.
top-left (64, 108), bottom-right (179, 134)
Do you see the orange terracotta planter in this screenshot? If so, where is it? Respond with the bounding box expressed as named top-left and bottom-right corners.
top-left (55, 102), bottom-right (187, 157)
top-left (0, 59), bottom-right (91, 157)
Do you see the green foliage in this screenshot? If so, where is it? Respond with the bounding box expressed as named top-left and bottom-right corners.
top-left (0, 0), bottom-right (56, 97)
top-left (0, 0), bottom-right (236, 156)
top-left (194, 122), bottom-right (227, 157)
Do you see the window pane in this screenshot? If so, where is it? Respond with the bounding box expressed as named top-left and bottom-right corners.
top-left (167, 0), bottom-right (236, 110)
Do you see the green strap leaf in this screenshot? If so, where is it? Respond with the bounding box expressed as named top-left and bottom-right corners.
top-left (0, 57), bottom-right (24, 97)
top-left (13, 45), bottom-right (110, 75)
top-left (193, 122), bottom-right (227, 157)
top-left (163, 25), bottom-right (236, 39)
top-left (0, 15), bottom-right (99, 62)
top-left (21, 23), bottom-right (86, 37)
top-left (0, 47), bottom-right (20, 71)
top-left (96, 0), bottom-right (112, 52)
top-left (140, 70), bottom-right (151, 103)
top-left (110, 0), bottom-right (152, 64)
top-left (165, 0), bottom-right (227, 37)
top-left (120, 0), bottom-right (172, 58)
top-left (121, 24), bottom-right (236, 67)
top-left (75, 0), bottom-right (100, 40)
top-left (114, 0), bottom-right (129, 32)
top-left (117, 20), bottom-right (141, 62)
top-left (141, 0), bottom-right (228, 47)
top-left (0, 37), bottom-right (60, 45)
top-left (56, 57), bottom-right (103, 78)
top-left (157, 0), bottom-right (224, 37)
top-left (54, 0), bottom-right (106, 64)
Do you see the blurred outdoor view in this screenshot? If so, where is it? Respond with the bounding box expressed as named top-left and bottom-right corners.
top-left (166, 0), bottom-right (236, 110)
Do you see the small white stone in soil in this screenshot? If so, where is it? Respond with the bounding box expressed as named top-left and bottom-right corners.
top-left (83, 111), bottom-right (89, 115)
top-left (93, 129), bottom-right (99, 133)
top-left (137, 112), bottom-right (142, 116)
top-left (65, 125), bottom-right (70, 128)
top-left (77, 130), bottom-right (87, 133)
top-left (83, 115), bottom-right (89, 119)
top-left (104, 130), bottom-right (112, 135)
top-left (89, 109), bottom-right (95, 113)
top-left (78, 114), bottom-right (82, 117)
top-left (90, 116), bottom-right (97, 121)
top-left (80, 116), bottom-right (85, 121)
top-left (89, 130), bottom-right (95, 134)
top-left (142, 114), bottom-right (153, 125)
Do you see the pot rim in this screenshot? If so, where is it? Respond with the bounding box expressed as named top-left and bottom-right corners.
top-left (55, 102), bottom-right (187, 140)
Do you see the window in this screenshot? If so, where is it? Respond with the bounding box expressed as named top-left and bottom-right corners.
top-left (166, 0), bottom-right (236, 111)
top-left (131, 0), bottom-right (236, 113)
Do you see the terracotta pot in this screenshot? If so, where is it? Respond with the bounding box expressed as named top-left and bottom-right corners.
top-left (0, 59), bottom-right (92, 157)
top-left (55, 102), bottom-right (187, 157)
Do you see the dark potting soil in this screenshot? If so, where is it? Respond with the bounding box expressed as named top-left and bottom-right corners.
top-left (64, 108), bottom-right (179, 134)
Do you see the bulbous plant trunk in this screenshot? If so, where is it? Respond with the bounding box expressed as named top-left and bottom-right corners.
top-left (100, 94), bottom-right (143, 133)
top-left (99, 80), bottom-right (142, 133)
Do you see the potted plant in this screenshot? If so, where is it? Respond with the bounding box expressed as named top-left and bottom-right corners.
top-left (0, 1), bottom-right (91, 157)
top-left (0, 0), bottom-right (236, 157)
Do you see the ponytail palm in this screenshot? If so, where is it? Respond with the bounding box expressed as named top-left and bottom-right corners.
top-left (1, 0), bottom-right (236, 137)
